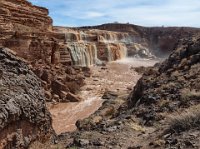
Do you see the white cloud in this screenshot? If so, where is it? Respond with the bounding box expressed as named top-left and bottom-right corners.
top-left (84, 12), bottom-right (105, 18)
top-left (28, 0), bottom-right (200, 27)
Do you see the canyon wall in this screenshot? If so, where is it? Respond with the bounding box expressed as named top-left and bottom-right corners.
top-left (0, 0), bottom-right (52, 32)
top-left (1, 0), bottom-right (200, 67)
top-left (80, 23), bottom-right (200, 58)
top-left (0, 0), bottom-right (57, 64)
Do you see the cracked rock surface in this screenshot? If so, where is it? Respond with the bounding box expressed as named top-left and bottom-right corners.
top-left (0, 48), bottom-right (53, 148)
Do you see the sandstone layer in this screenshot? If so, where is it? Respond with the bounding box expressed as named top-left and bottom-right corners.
top-left (0, 48), bottom-right (53, 148)
top-left (0, 0), bottom-right (89, 103)
top-left (0, 0), bottom-right (52, 32)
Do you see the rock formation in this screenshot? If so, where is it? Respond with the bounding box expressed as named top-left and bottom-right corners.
top-left (1, 0), bottom-right (200, 68)
top-left (0, 0), bottom-right (52, 32)
top-left (128, 35), bottom-right (200, 148)
top-left (0, 0), bottom-right (56, 64)
top-left (0, 48), bottom-right (53, 148)
top-left (129, 35), bottom-right (200, 123)
top-left (81, 23), bottom-right (200, 57)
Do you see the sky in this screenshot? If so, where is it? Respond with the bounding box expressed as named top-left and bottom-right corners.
top-left (28, 0), bottom-right (200, 27)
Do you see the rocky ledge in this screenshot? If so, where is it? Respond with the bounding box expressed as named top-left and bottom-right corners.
top-left (0, 0), bottom-right (52, 32)
top-left (0, 48), bottom-right (53, 148)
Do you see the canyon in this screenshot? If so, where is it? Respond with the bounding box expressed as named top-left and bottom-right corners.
top-left (0, 0), bottom-right (200, 148)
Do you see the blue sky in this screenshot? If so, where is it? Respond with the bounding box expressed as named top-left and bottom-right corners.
top-left (28, 0), bottom-right (200, 27)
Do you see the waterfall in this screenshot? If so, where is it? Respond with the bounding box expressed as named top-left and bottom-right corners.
top-left (91, 44), bottom-right (102, 65)
top-left (68, 43), bottom-right (88, 66)
top-left (118, 43), bottom-right (127, 58)
top-left (80, 31), bottom-right (87, 41)
top-left (106, 43), bottom-right (127, 62)
top-left (64, 31), bottom-right (130, 66)
top-left (67, 43), bottom-right (102, 67)
top-left (107, 44), bottom-right (113, 62)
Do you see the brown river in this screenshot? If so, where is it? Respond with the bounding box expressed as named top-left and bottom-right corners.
top-left (47, 58), bottom-right (159, 134)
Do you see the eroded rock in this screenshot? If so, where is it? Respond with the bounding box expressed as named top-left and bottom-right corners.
top-left (0, 48), bottom-right (53, 148)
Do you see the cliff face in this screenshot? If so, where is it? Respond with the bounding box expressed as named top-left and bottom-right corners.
top-left (0, 0), bottom-right (52, 32)
top-left (81, 23), bottom-right (200, 57)
top-left (0, 0), bottom-right (58, 64)
top-left (1, 0), bottom-right (200, 67)
top-left (146, 27), bottom-right (200, 57)
top-left (0, 48), bottom-right (53, 148)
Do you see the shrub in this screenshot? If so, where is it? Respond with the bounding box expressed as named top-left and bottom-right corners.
top-left (180, 89), bottom-right (200, 103)
top-left (166, 105), bottom-right (200, 133)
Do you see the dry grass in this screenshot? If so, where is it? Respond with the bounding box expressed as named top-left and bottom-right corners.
top-left (180, 89), bottom-right (200, 103)
top-left (128, 121), bottom-right (146, 132)
top-left (166, 104), bottom-right (200, 133)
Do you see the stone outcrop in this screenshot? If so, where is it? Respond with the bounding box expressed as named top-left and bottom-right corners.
top-left (0, 48), bottom-right (53, 148)
top-left (0, 0), bottom-right (58, 64)
top-left (0, 0), bottom-right (52, 32)
top-left (128, 35), bottom-right (200, 126)
top-left (125, 34), bottom-right (200, 149)
top-left (32, 63), bottom-right (88, 102)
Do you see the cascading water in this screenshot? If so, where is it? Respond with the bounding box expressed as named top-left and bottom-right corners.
top-left (64, 31), bottom-right (131, 67)
top-left (107, 44), bottom-right (114, 62)
top-left (67, 43), bottom-right (102, 67)
top-left (106, 43), bottom-right (127, 62)
top-left (67, 43), bottom-right (89, 67)
top-left (118, 43), bottom-right (128, 58)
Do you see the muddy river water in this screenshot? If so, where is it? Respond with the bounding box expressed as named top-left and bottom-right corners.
top-left (48, 58), bottom-right (159, 134)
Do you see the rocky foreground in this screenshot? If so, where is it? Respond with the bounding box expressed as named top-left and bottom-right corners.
top-left (30, 35), bottom-right (200, 149)
top-left (0, 48), bottom-right (53, 148)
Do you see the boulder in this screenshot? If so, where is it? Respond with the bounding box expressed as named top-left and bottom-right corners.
top-left (51, 80), bottom-right (69, 96)
top-left (0, 48), bottom-right (53, 148)
top-left (66, 92), bottom-right (81, 102)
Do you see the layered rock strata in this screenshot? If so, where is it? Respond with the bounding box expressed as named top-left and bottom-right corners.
top-left (1, 0), bottom-right (200, 68)
top-left (0, 0), bottom-right (52, 32)
top-left (80, 23), bottom-right (200, 57)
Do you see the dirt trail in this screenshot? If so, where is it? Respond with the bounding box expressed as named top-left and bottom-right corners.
top-left (48, 58), bottom-right (159, 134)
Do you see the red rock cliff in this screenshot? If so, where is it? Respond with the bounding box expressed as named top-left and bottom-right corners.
top-left (0, 0), bottom-right (52, 32)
